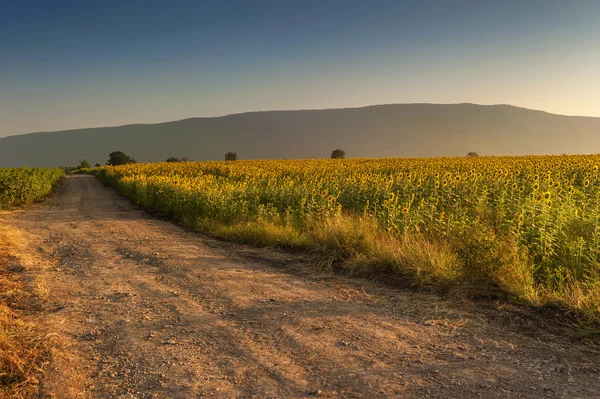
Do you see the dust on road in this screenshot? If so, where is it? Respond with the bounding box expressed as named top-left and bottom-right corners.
top-left (2, 175), bottom-right (599, 398)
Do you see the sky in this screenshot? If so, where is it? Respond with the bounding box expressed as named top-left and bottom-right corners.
top-left (1, 0), bottom-right (599, 137)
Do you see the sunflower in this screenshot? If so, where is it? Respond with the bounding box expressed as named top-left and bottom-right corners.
top-left (543, 191), bottom-right (551, 200)
top-left (533, 183), bottom-right (540, 191)
top-left (511, 183), bottom-right (518, 190)
top-left (584, 180), bottom-right (590, 188)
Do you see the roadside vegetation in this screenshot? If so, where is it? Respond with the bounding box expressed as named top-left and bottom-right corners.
top-left (0, 226), bottom-right (52, 398)
top-left (96, 155), bottom-right (600, 328)
top-left (0, 167), bottom-right (63, 396)
top-left (0, 168), bottom-right (64, 209)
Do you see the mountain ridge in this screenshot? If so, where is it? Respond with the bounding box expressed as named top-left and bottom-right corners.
top-left (1, 103), bottom-right (599, 167)
top-left (4, 103), bottom-right (599, 140)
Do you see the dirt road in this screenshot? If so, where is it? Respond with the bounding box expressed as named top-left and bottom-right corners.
top-left (2, 175), bottom-right (599, 398)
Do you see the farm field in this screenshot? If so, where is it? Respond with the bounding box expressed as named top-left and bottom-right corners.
top-left (98, 156), bottom-right (600, 323)
top-left (0, 167), bottom-right (64, 209)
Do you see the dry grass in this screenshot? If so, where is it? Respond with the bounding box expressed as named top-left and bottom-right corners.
top-left (192, 214), bottom-right (600, 329)
top-left (0, 225), bottom-right (51, 398)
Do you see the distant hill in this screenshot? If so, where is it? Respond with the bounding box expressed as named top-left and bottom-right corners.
top-left (1, 103), bottom-right (599, 167)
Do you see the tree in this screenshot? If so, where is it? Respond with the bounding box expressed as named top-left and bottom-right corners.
top-left (94, 163), bottom-right (101, 168)
top-left (225, 152), bottom-right (238, 161)
top-left (331, 149), bottom-right (346, 159)
top-left (106, 151), bottom-right (136, 166)
top-left (467, 151), bottom-right (479, 157)
top-left (78, 159), bottom-right (91, 169)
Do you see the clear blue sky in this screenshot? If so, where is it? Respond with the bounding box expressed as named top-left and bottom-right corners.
top-left (1, 0), bottom-right (599, 137)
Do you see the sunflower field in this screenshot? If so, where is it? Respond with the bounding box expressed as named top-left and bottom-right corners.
top-left (0, 167), bottom-right (64, 209)
top-left (97, 156), bottom-right (600, 320)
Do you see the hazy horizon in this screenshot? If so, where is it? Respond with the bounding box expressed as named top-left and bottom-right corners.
top-left (2, 1), bottom-right (599, 138)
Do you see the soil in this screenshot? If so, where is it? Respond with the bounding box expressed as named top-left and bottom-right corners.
top-left (2, 175), bottom-right (600, 398)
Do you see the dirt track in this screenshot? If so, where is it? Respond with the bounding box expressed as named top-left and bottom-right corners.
top-left (2, 175), bottom-right (600, 398)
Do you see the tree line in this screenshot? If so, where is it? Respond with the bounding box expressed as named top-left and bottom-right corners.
top-left (76, 149), bottom-right (480, 168)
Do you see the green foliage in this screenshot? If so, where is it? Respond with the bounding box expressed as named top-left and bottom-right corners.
top-left (0, 168), bottom-right (64, 209)
top-left (79, 159), bottom-right (91, 169)
top-left (331, 149), bottom-right (345, 159)
top-left (106, 151), bottom-right (136, 166)
top-left (225, 152), bottom-right (238, 161)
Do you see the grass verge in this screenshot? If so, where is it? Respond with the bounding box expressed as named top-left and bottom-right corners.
top-left (0, 225), bottom-right (53, 398)
top-left (188, 214), bottom-right (600, 331)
